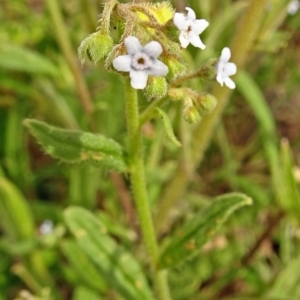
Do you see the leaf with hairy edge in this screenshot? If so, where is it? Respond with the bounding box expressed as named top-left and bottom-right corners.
top-left (64, 207), bottom-right (154, 300)
top-left (159, 193), bottom-right (252, 269)
top-left (24, 119), bottom-right (127, 172)
top-left (156, 108), bottom-right (181, 147)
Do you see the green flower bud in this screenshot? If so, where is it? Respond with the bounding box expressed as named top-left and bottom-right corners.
top-left (183, 99), bottom-right (201, 124)
top-left (168, 88), bottom-right (185, 101)
top-left (165, 55), bottom-right (187, 80)
top-left (144, 76), bottom-right (168, 100)
top-left (78, 32), bottom-right (113, 64)
top-left (194, 93), bottom-right (217, 115)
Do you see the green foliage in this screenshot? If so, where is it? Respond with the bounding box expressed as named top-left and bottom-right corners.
top-left (0, 43), bottom-right (58, 75)
top-left (24, 119), bottom-right (127, 172)
top-left (0, 177), bottom-right (34, 241)
top-left (64, 207), bottom-right (154, 300)
top-left (1, 0), bottom-right (300, 299)
top-left (159, 193), bottom-right (252, 269)
top-left (156, 108), bottom-right (181, 147)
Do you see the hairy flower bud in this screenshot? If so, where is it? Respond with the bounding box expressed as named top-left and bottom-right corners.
top-left (183, 98), bottom-right (201, 124)
top-left (145, 76), bottom-right (168, 100)
top-left (78, 33), bottom-right (113, 63)
top-left (194, 93), bottom-right (217, 115)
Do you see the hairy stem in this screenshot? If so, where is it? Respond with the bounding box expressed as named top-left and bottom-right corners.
top-left (155, 0), bottom-right (269, 232)
top-left (124, 79), bottom-right (171, 300)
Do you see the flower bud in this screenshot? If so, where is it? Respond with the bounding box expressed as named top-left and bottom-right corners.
top-left (144, 76), bottom-right (168, 100)
top-left (164, 55), bottom-right (187, 80)
top-left (168, 88), bottom-right (185, 101)
top-left (183, 99), bottom-right (201, 124)
top-left (78, 32), bottom-right (113, 64)
top-left (194, 93), bottom-right (217, 115)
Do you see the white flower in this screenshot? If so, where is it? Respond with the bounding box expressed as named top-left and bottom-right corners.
top-left (39, 220), bottom-right (53, 235)
top-left (173, 7), bottom-right (209, 49)
top-left (287, 0), bottom-right (300, 14)
top-left (216, 47), bottom-right (237, 89)
top-left (113, 36), bottom-right (168, 89)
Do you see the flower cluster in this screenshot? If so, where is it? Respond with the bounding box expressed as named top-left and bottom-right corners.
top-left (78, 2), bottom-right (238, 122)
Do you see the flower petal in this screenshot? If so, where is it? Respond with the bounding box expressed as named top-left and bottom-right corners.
top-left (192, 19), bottom-right (209, 35)
top-left (130, 70), bottom-right (148, 89)
top-left (185, 7), bottom-right (196, 20)
top-left (224, 76), bottom-right (236, 89)
top-left (147, 60), bottom-right (168, 76)
top-left (124, 36), bottom-right (142, 55)
top-left (190, 35), bottom-right (206, 49)
top-left (143, 41), bottom-right (163, 58)
top-left (113, 55), bottom-right (132, 72)
top-left (173, 13), bottom-right (187, 30)
top-left (179, 33), bottom-right (190, 48)
top-left (220, 47), bottom-right (231, 63)
top-left (216, 73), bottom-right (224, 86)
top-left (224, 62), bottom-right (237, 76)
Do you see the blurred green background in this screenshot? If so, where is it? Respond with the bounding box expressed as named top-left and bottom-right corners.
top-left (1, 0), bottom-right (300, 299)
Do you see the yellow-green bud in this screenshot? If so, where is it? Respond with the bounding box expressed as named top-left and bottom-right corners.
top-left (165, 55), bottom-right (187, 80)
top-left (78, 32), bottom-right (113, 64)
top-left (194, 93), bottom-right (217, 115)
top-left (144, 76), bottom-right (168, 100)
top-left (168, 88), bottom-right (185, 101)
top-left (183, 100), bottom-right (201, 124)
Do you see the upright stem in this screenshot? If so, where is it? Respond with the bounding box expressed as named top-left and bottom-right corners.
top-left (155, 0), bottom-right (269, 232)
top-left (124, 79), bottom-right (171, 300)
top-left (45, 0), bottom-right (94, 118)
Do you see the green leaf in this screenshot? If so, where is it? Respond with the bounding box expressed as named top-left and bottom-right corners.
top-left (64, 207), bottom-right (154, 300)
top-left (159, 193), bottom-right (252, 269)
top-left (72, 286), bottom-right (102, 300)
top-left (24, 119), bottom-right (127, 172)
top-left (156, 108), bottom-right (181, 147)
top-left (0, 177), bottom-right (35, 241)
top-left (61, 240), bottom-right (107, 293)
top-left (0, 43), bottom-right (58, 75)
top-left (266, 255), bottom-right (300, 300)
top-left (280, 138), bottom-right (300, 220)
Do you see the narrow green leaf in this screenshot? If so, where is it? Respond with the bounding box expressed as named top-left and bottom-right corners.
top-left (156, 108), bottom-right (181, 147)
top-left (64, 207), bottom-right (154, 300)
top-left (0, 43), bottom-right (58, 75)
top-left (72, 286), bottom-right (102, 300)
top-left (280, 138), bottom-right (300, 220)
top-left (61, 240), bottom-right (107, 293)
top-left (159, 193), bottom-right (252, 269)
top-left (266, 255), bottom-right (300, 300)
top-left (0, 177), bottom-right (35, 241)
top-left (24, 119), bottom-right (127, 172)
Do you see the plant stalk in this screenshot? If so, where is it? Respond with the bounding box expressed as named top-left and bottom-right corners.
top-left (45, 0), bottom-right (94, 118)
top-left (124, 79), bottom-right (171, 300)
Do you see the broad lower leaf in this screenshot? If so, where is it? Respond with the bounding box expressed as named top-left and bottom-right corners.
top-left (24, 119), bottom-right (127, 172)
top-left (159, 193), bottom-right (252, 269)
top-left (0, 43), bottom-right (58, 75)
top-left (0, 177), bottom-right (35, 241)
top-left (156, 108), bottom-right (181, 147)
top-left (64, 207), bottom-right (154, 300)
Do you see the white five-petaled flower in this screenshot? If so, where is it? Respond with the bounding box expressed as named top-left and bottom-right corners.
top-left (287, 0), bottom-right (300, 15)
top-left (113, 36), bottom-right (168, 89)
top-left (173, 7), bottom-right (209, 49)
top-left (216, 47), bottom-right (237, 89)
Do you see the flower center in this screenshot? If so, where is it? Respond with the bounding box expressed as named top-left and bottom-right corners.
top-left (131, 52), bottom-right (152, 71)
